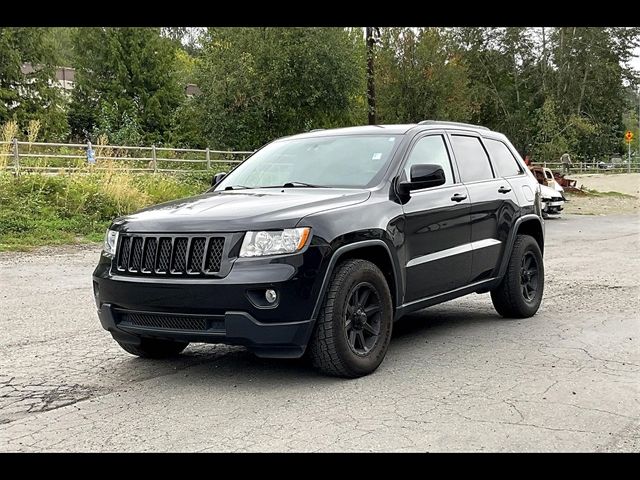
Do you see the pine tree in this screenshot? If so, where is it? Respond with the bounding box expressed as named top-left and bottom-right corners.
top-left (68, 27), bottom-right (184, 145)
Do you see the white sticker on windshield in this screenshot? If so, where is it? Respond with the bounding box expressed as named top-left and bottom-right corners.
top-left (372, 153), bottom-right (382, 161)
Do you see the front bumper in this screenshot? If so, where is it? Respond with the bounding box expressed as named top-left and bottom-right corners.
top-left (542, 198), bottom-right (564, 212)
top-left (92, 244), bottom-right (329, 358)
top-left (97, 303), bottom-right (315, 358)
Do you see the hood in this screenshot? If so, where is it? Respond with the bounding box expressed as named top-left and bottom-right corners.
top-left (113, 188), bottom-right (371, 233)
top-left (539, 184), bottom-right (562, 199)
top-left (552, 181), bottom-right (565, 194)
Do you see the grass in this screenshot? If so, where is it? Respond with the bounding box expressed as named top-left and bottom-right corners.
top-left (576, 188), bottom-right (636, 198)
top-left (0, 167), bottom-right (218, 252)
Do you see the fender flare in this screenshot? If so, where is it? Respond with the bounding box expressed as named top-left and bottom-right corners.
top-left (310, 239), bottom-right (400, 320)
top-left (495, 214), bottom-right (545, 281)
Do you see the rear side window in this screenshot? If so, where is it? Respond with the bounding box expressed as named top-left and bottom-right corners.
top-left (403, 135), bottom-right (454, 186)
top-left (449, 135), bottom-right (494, 183)
top-left (484, 138), bottom-right (523, 177)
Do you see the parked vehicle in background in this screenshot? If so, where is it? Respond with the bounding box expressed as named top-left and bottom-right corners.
top-left (598, 161), bottom-right (615, 170)
top-left (529, 165), bottom-right (566, 217)
top-left (539, 184), bottom-right (564, 217)
top-left (529, 166), bottom-right (564, 195)
top-left (93, 121), bottom-right (545, 378)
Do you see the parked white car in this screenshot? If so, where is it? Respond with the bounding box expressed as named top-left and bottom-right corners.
top-left (540, 183), bottom-right (564, 217)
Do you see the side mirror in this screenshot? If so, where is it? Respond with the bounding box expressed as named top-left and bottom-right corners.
top-left (397, 164), bottom-right (446, 196)
top-left (212, 172), bottom-right (227, 187)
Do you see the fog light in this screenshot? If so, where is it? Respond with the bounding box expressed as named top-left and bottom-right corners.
top-left (265, 289), bottom-right (278, 304)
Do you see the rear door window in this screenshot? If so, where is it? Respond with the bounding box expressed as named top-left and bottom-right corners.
top-left (449, 134), bottom-right (494, 183)
top-left (484, 138), bottom-right (523, 177)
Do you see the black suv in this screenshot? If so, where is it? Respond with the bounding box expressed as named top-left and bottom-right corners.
top-left (93, 121), bottom-right (545, 378)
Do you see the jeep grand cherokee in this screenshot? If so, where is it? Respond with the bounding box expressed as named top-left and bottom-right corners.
top-left (93, 121), bottom-right (545, 378)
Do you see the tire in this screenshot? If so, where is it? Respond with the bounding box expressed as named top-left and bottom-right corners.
top-left (491, 234), bottom-right (544, 318)
top-left (116, 337), bottom-right (189, 359)
top-left (308, 259), bottom-right (393, 378)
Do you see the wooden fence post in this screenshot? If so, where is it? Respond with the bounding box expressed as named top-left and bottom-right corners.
top-left (12, 138), bottom-right (19, 176)
top-left (206, 148), bottom-right (211, 170)
top-left (152, 145), bottom-right (157, 173)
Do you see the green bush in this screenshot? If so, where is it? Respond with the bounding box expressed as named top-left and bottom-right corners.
top-left (0, 171), bottom-right (210, 251)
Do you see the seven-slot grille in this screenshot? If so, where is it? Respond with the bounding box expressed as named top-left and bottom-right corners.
top-left (116, 235), bottom-right (225, 276)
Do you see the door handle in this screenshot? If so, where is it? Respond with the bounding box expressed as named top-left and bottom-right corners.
top-left (498, 186), bottom-right (512, 194)
top-left (450, 193), bottom-right (467, 202)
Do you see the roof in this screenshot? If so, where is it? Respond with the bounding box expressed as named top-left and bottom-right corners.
top-left (418, 120), bottom-right (490, 131)
top-left (285, 121), bottom-right (494, 141)
top-left (185, 84), bottom-right (201, 96)
top-left (291, 124), bottom-right (417, 139)
top-left (55, 67), bottom-right (75, 82)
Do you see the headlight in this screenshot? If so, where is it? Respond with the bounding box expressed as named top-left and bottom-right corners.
top-left (103, 229), bottom-right (119, 257)
top-left (239, 228), bottom-right (310, 257)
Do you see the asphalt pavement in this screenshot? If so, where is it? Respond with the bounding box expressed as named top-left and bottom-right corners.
top-left (1, 214), bottom-right (638, 452)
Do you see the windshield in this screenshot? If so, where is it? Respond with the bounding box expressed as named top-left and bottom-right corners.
top-left (215, 135), bottom-right (400, 190)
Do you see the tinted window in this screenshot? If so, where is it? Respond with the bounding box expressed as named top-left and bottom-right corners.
top-left (450, 135), bottom-right (494, 183)
top-left (484, 138), bottom-right (523, 177)
top-left (403, 135), bottom-right (454, 186)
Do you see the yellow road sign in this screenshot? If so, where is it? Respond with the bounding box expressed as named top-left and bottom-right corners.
top-left (625, 131), bottom-right (634, 143)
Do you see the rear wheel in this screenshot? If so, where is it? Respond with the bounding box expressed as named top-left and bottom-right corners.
top-left (491, 234), bottom-right (544, 318)
top-left (116, 337), bottom-right (189, 358)
top-left (308, 259), bottom-right (393, 378)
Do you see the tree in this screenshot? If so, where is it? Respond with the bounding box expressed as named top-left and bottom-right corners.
top-left (193, 27), bottom-right (365, 150)
top-left (161, 27), bottom-right (204, 56)
top-left (0, 27), bottom-right (68, 140)
top-left (447, 27), bottom-right (543, 153)
top-left (375, 28), bottom-right (474, 125)
top-left (445, 27), bottom-right (640, 160)
top-left (44, 27), bottom-right (77, 66)
top-left (548, 27), bottom-right (640, 158)
top-left (68, 28), bottom-right (184, 145)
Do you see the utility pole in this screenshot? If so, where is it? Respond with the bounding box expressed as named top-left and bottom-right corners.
top-left (366, 27), bottom-right (379, 125)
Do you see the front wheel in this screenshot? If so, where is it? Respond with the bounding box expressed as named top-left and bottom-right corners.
top-left (116, 337), bottom-right (189, 358)
top-left (491, 234), bottom-right (544, 318)
top-left (308, 259), bottom-right (393, 378)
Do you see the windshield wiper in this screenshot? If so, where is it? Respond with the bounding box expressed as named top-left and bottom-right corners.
top-left (280, 181), bottom-right (326, 188)
top-left (225, 182), bottom-right (326, 190)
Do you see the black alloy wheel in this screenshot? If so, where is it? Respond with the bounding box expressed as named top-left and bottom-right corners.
top-left (344, 282), bottom-right (382, 356)
top-left (490, 234), bottom-right (544, 318)
top-left (308, 259), bottom-right (394, 378)
top-left (520, 252), bottom-right (539, 302)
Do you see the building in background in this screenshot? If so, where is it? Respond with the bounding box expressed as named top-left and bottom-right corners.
top-left (20, 63), bottom-right (199, 97)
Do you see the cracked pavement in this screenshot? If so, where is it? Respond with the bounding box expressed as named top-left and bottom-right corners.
top-left (0, 214), bottom-right (638, 451)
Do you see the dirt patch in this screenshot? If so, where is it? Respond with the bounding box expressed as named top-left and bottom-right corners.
top-left (570, 173), bottom-right (640, 197)
top-left (564, 191), bottom-right (639, 215)
top-left (561, 173), bottom-right (640, 215)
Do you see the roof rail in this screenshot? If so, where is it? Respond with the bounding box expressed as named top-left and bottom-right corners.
top-left (418, 120), bottom-right (490, 131)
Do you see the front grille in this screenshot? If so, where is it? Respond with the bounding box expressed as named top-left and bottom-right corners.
top-left (116, 234), bottom-right (225, 276)
top-left (117, 311), bottom-right (224, 332)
